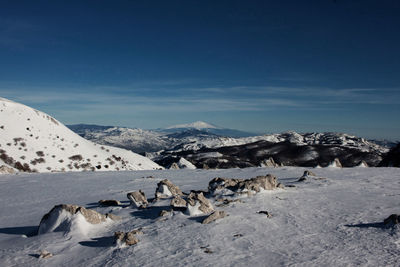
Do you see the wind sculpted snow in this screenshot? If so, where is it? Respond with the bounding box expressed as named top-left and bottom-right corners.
top-left (0, 167), bottom-right (399, 266)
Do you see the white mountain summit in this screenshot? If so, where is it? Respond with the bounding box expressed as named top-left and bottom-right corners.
top-left (165, 121), bottom-right (219, 130)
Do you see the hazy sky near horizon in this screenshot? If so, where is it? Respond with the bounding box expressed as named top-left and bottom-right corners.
top-left (0, 0), bottom-right (399, 140)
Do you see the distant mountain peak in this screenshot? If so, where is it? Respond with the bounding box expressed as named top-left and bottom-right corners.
top-left (165, 121), bottom-right (220, 130)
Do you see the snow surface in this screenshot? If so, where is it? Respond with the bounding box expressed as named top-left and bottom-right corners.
top-left (0, 167), bottom-right (399, 266)
top-left (0, 97), bottom-right (161, 172)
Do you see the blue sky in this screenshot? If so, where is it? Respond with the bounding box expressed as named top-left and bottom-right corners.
top-left (0, 0), bottom-right (399, 140)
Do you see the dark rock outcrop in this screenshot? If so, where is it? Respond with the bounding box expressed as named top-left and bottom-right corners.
top-left (384, 214), bottom-right (400, 225)
top-left (98, 199), bottom-right (121, 206)
top-left (127, 190), bottom-right (148, 208)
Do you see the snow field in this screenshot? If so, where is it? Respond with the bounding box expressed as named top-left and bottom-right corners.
top-left (0, 167), bottom-right (399, 266)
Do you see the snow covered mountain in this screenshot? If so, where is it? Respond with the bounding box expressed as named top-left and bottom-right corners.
top-left (0, 97), bottom-right (161, 173)
top-left (69, 122), bottom-right (388, 168)
top-left (158, 121), bottom-right (256, 138)
top-left (164, 121), bottom-right (219, 130)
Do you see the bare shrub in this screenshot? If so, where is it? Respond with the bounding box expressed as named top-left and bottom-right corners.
top-left (69, 154), bottom-right (83, 161)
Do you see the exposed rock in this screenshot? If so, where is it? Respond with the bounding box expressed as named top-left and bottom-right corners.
top-left (329, 158), bottom-right (342, 168)
top-left (215, 198), bottom-right (242, 207)
top-left (39, 250), bottom-right (53, 259)
top-left (202, 210), bottom-right (227, 224)
top-left (0, 165), bottom-right (15, 174)
top-left (357, 160), bottom-right (369, 167)
top-left (383, 214), bottom-right (400, 225)
top-left (159, 209), bottom-right (171, 217)
top-left (304, 170), bottom-right (316, 177)
top-left (379, 143), bottom-right (400, 167)
top-left (169, 162), bottom-right (180, 170)
top-left (200, 246), bottom-right (213, 254)
top-left (202, 163), bottom-right (210, 170)
top-left (127, 190), bottom-right (148, 208)
top-left (38, 204), bottom-right (113, 234)
top-left (105, 213), bottom-right (121, 221)
top-left (186, 191), bottom-right (214, 216)
top-left (114, 230), bottom-right (140, 246)
top-left (257, 210), bottom-right (272, 218)
top-left (208, 177), bottom-right (244, 192)
top-left (298, 170), bottom-right (316, 182)
top-left (98, 199), bottom-right (121, 206)
top-left (209, 174), bottom-right (278, 195)
top-left (277, 183), bottom-right (285, 189)
top-left (260, 157), bottom-right (279, 167)
top-left (170, 196), bottom-right (187, 209)
top-left (155, 179), bottom-right (183, 199)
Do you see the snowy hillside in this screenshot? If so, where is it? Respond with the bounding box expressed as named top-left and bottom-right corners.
top-left (0, 97), bottom-right (161, 173)
top-left (0, 167), bottom-right (399, 266)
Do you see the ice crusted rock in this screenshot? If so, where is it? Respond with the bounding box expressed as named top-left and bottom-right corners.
top-left (186, 192), bottom-right (214, 216)
top-left (328, 158), bottom-right (343, 168)
top-left (114, 230), bottom-right (140, 246)
top-left (39, 250), bottom-right (53, 259)
top-left (170, 196), bottom-right (187, 209)
top-left (127, 190), bottom-right (148, 208)
top-left (98, 199), bottom-right (121, 206)
top-left (159, 209), bottom-right (172, 217)
top-left (0, 165), bottom-right (15, 174)
top-left (38, 204), bottom-right (112, 234)
top-left (208, 174), bottom-right (278, 195)
top-left (260, 157), bottom-right (279, 167)
top-left (202, 210), bottom-right (227, 224)
top-left (298, 170), bottom-right (316, 182)
top-left (169, 162), bottom-right (180, 170)
top-left (383, 214), bottom-right (399, 225)
top-left (155, 179), bottom-right (183, 199)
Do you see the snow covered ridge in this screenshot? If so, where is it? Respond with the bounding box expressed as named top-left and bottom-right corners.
top-left (68, 123), bottom-right (389, 163)
top-left (0, 97), bottom-right (161, 173)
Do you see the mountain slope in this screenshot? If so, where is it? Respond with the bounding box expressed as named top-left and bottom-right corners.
top-left (0, 97), bottom-right (161, 173)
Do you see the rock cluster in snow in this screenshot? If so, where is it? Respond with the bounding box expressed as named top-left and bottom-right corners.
top-left (114, 229), bottom-right (143, 246)
top-left (38, 204), bottom-right (118, 235)
top-left (35, 173), bottom-right (284, 252)
top-left (208, 174), bottom-right (280, 195)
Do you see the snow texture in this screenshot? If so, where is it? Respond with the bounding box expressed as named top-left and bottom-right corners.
top-left (0, 167), bottom-right (399, 266)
